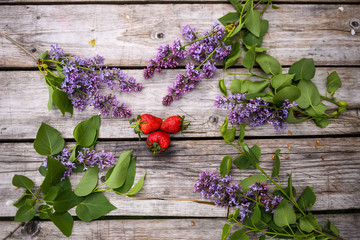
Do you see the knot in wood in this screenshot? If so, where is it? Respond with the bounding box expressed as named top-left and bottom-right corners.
top-left (209, 115), bottom-right (219, 125)
top-left (31, 48), bottom-right (37, 53)
top-left (21, 221), bottom-right (40, 237)
top-left (350, 19), bottom-right (359, 29)
top-left (156, 32), bottom-right (164, 39)
top-left (100, 175), bottom-right (106, 182)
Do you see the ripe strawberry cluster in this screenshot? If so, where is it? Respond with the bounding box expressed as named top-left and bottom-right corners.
top-left (130, 114), bottom-right (190, 154)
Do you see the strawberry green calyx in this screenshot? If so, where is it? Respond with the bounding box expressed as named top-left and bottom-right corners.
top-left (129, 115), bottom-right (144, 140)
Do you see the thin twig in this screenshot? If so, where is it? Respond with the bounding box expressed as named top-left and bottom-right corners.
top-left (1, 33), bottom-right (38, 62)
top-left (2, 222), bottom-right (23, 240)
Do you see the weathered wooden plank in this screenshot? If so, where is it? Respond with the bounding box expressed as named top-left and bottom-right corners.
top-left (2, 0), bottom-right (360, 3)
top-left (0, 68), bottom-right (359, 140)
top-left (1, 137), bottom-right (359, 217)
top-left (1, 213), bottom-right (359, 239)
top-left (0, 4), bottom-right (359, 67)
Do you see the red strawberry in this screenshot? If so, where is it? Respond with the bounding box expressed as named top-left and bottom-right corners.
top-left (130, 114), bottom-right (162, 139)
top-left (146, 131), bottom-right (171, 154)
top-left (160, 115), bottom-right (190, 134)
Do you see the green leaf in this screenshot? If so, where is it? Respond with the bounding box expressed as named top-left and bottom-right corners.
top-left (74, 166), bottom-right (99, 196)
top-left (39, 165), bottom-right (47, 176)
top-left (271, 149), bottom-right (281, 178)
top-left (273, 86), bottom-right (301, 106)
top-left (296, 80), bottom-right (321, 109)
top-left (299, 213), bottom-right (319, 233)
top-left (218, 12), bottom-right (240, 26)
top-left (259, 20), bottom-right (269, 37)
top-left (126, 171), bottom-right (146, 197)
top-left (39, 50), bottom-right (48, 61)
top-left (48, 211), bottom-right (73, 237)
top-left (234, 155), bottom-right (250, 169)
top-left (242, 144), bottom-right (261, 168)
top-left (245, 9), bottom-right (261, 37)
top-left (14, 203), bottom-right (36, 222)
top-left (13, 190), bottom-right (32, 208)
top-left (288, 172), bottom-right (294, 199)
top-left (238, 123), bottom-right (246, 144)
top-left (259, 236), bottom-right (266, 240)
top-left (42, 156), bottom-right (66, 194)
top-left (73, 115), bottom-right (101, 148)
top-left (220, 156), bottom-right (232, 177)
top-left (47, 86), bottom-right (54, 110)
top-left (243, 31), bottom-right (263, 47)
top-left (243, 47), bottom-right (256, 72)
top-left (225, 42), bottom-right (242, 70)
top-left (221, 224), bottom-right (231, 240)
top-left (328, 220), bottom-right (340, 237)
top-left (273, 200), bottom-right (296, 227)
top-left (76, 192), bottom-right (117, 221)
top-left (231, 79), bottom-right (251, 94)
top-left (12, 175), bottom-right (34, 190)
top-left (314, 117), bottom-right (331, 128)
top-left (106, 150), bottom-right (133, 189)
top-left (251, 204), bottom-right (261, 224)
top-left (113, 157), bottom-right (136, 194)
top-left (240, 174), bottom-right (267, 192)
top-left (219, 79), bottom-right (227, 97)
top-left (228, 22), bottom-right (245, 38)
top-left (256, 53), bottom-right (282, 75)
top-left (220, 118), bottom-right (236, 143)
top-left (46, 75), bottom-right (64, 88)
top-left (52, 89), bottom-right (73, 116)
top-left (33, 122), bottom-right (65, 156)
top-left (271, 74), bottom-right (294, 90)
top-left (53, 190), bottom-right (83, 212)
top-left (247, 80), bottom-right (269, 94)
top-left (327, 71), bottom-right (342, 94)
top-left (289, 58), bottom-right (315, 81)
top-left (56, 64), bottom-right (65, 78)
top-left (38, 205), bottom-right (50, 220)
top-left (230, 229), bottom-right (249, 240)
top-left (306, 102), bottom-right (328, 116)
top-left (286, 108), bottom-right (309, 123)
top-left (43, 186), bottom-right (60, 202)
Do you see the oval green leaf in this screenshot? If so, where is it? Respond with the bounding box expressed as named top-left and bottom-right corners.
top-left (12, 175), bottom-right (35, 190)
top-left (256, 53), bottom-right (282, 75)
top-left (240, 174), bottom-right (267, 192)
top-left (74, 166), bottom-right (99, 196)
top-left (33, 122), bottom-right (65, 156)
top-left (289, 58), bottom-right (315, 81)
top-left (106, 150), bottom-right (133, 189)
top-left (220, 156), bottom-right (232, 177)
top-left (273, 86), bottom-right (301, 106)
top-left (273, 200), bottom-right (296, 227)
top-left (296, 80), bottom-right (321, 109)
top-left (73, 115), bottom-right (100, 147)
top-left (126, 171), bottom-right (146, 197)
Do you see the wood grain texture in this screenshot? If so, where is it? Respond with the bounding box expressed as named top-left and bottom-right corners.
top-left (2, 0), bottom-right (360, 3)
top-left (0, 4), bottom-right (359, 67)
top-left (1, 213), bottom-right (359, 239)
top-left (0, 68), bottom-right (359, 140)
top-left (1, 137), bottom-right (359, 217)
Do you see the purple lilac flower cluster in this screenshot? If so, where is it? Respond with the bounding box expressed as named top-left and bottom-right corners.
top-left (77, 148), bottom-right (116, 169)
top-left (194, 171), bottom-right (283, 222)
top-left (214, 93), bottom-right (296, 131)
top-left (144, 22), bottom-right (231, 106)
top-left (42, 147), bottom-right (115, 180)
top-left (48, 44), bottom-right (142, 117)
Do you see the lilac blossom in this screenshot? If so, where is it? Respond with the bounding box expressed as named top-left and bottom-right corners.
top-left (48, 44), bottom-right (141, 117)
top-left (162, 63), bottom-right (202, 105)
top-left (144, 22), bottom-right (231, 106)
top-left (214, 93), bottom-right (296, 131)
top-left (42, 148), bottom-right (76, 181)
top-left (42, 147), bottom-right (116, 180)
top-left (77, 148), bottom-right (116, 169)
top-left (194, 171), bottom-right (283, 222)
top-left (143, 39), bottom-right (187, 79)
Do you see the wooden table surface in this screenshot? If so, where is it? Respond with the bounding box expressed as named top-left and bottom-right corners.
top-left (0, 0), bottom-right (359, 239)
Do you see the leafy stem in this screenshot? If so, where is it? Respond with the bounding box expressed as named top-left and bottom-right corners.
top-left (254, 162), bottom-right (306, 216)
